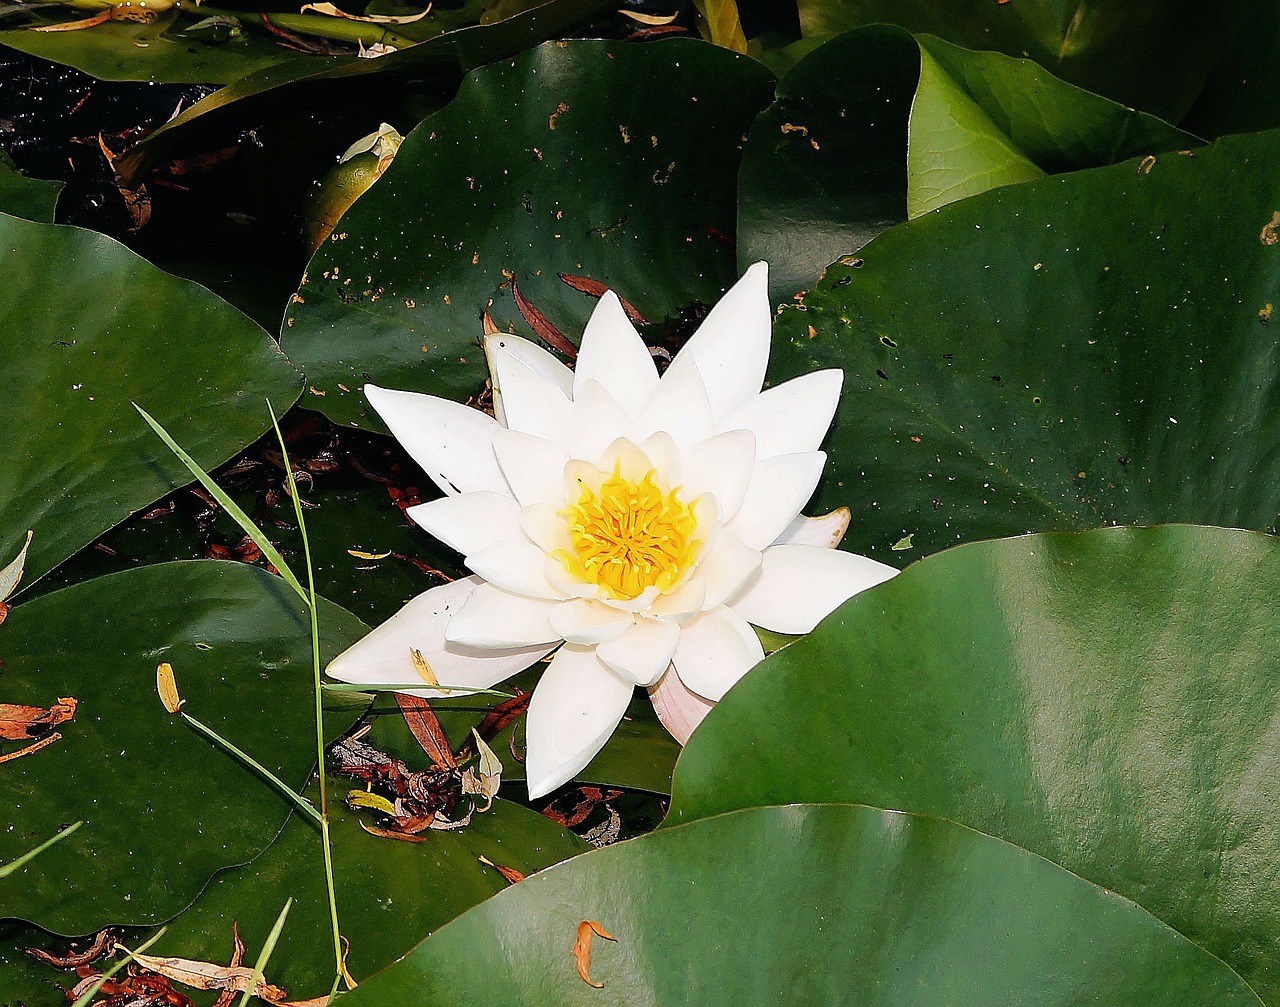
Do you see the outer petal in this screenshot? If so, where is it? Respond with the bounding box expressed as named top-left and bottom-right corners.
top-left (466, 537), bottom-right (565, 600)
top-left (647, 665), bottom-right (714, 745)
top-left (483, 332), bottom-right (573, 426)
top-left (637, 355), bottom-right (714, 451)
top-left (444, 583), bottom-right (561, 648)
top-left (661, 261), bottom-right (770, 421)
top-left (488, 343), bottom-right (573, 443)
top-left (597, 617), bottom-right (680, 687)
top-left (406, 491), bottom-right (520, 557)
top-left (549, 599), bottom-right (633, 646)
top-left (696, 531), bottom-right (763, 609)
top-left (493, 428), bottom-right (570, 505)
top-left (671, 605), bottom-right (764, 702)
top-left (573, 292), bottom-right (659, 415)
top-left (729, 543), bottom-right (898, 634)
top-left (725, 451), bottom-right (826, 550)
top-left (720, 369), bottom-right (843, 459)
top-left (525, 645), bottom-right (635, 799)
top-left (365, 384), bottom-right (505, 497)
top-left (325, 577), bottom-right (553, 698)
top-left (773, 507), bottom-right (851, 550)
top-left (671, 429), bottom-right (757, 522)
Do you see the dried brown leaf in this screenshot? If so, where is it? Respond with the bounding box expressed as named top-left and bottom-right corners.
top-left (358, 821), bottom-right (427, 843)
top-left (395, 692), bottom-right (456, 768)
top-left (0, 696), bottom-right (77, 741)
top-left (408, 647), bottom-right (442, 689)
top-left (454, 690), bottom-right (530, 761)
top-left (156, 662), bottom-right (184, 714)
top-left (126, 952), bottom-right (287, 1001)
top-left (477, 855), bottom-right (526, 885)
top-left (512, 278), bottom-right (577, 359)
top-left (573, 920), bottom-right (617, 988)
top-left (557, 274), bottom-right (649, 325)
top-left (24, 928), bottom-right (117, 968)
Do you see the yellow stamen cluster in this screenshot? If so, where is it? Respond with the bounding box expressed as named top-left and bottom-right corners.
top-left (559, 467), bottom-right (700, 600)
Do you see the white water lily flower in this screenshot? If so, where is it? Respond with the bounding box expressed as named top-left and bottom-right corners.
top-left (327, 262), bottom-right (897, 798)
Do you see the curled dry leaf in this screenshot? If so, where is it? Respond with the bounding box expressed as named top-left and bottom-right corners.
top-left (347, 549), bottom-right (392, 560)
top-left (557, 274), bottom-right (650, 325)
top-left (512, 278), bottom-right (577, 359)
top-left (24, 928), bottom-right (118, 968)
top-left (409, 646), bottom-right (441, 688)
top-left (395, 690), bottom-right (456, 768)
top-left (0, 696), bottom-right (77, 740)
top-left (156, 662), bottom-right (184, 714)
top-left (126, 952), bottom-right (287, 1002)
top-left (453, 689), bottom-right (529, 762)
top-left (572, 920), bottom-right (617, 989)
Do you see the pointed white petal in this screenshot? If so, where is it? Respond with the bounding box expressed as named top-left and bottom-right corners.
top-left (520, 501), bottom-right (571, 554)
top-left (647, 665), bottom-right (713, 745)
top-left (488, 343), bottom-right (574, 443)
top-left (649, 573), bottom-right (706, 622)
top-left (325, 577), bottom-right (553, 698)
top-left (725, 451), bottom-right (826, 550)
top-left (444, 583), bottom-right (561, 648)
top-left (365, 384), bottom-right (505, 496)
top-left (730, 543), bottom-right (898, 634)
top-left (697, 531), bottom-right (763, 609)
top-left (549, 599), bottom-right (633, 646)
top-left (406, 491), bottom-right (520, 557)
top-left (525, 645), bottom-right (635, 798)
top-left (493, 428), bottom-right (570, 505)
top-left (721, 369), bottom-right (843, 458)
top-left (597, 618), bottom-right (680, 687)
top-left (671, 429), bottom-right (757, 521)
top-left (573, 292), bottom-right (659, 414)
top-left (661, 262), bottom-right (770, 421)
top-left (774, 507), bottom-right (851, 549)
top-left (566, 379), bottom-right (639, 461)
top-left (671, 605), bottom-right (764, 702)
top-left (483, 332), bottom-right (572, 427)
top-left (466, 536), bottom-right (564, 599)
top-left (637, 357), bottom-right (714, 450)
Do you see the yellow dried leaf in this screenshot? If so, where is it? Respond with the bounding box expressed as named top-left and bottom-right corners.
top-left (410, 647), bottom-right (440, 686)
top-left (156, 662), bottom-right (184, 713)
top-left (125, 952), bottom-right (287, 1001)
top-left (347, 548), bottom-right (392, 560)
top-left (618, 9), bottom-right (678, 24)
top-left (347, 789), bottom-right (397, 816)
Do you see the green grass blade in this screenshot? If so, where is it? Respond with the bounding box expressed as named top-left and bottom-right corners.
top-left (237, 898), bottom-right (293, 1007)
top-left (134, 403), bottom-right (308, 606)
top-left (71, 928), bottom-right (166, 1007)
top-left (0, 820), bottom-right (83, 878)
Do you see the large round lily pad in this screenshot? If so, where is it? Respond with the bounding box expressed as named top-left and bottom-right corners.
top-left (669, 525), bottom-right (1280, 1004)
top-left (336, 803), bottom-right (1262, 1006)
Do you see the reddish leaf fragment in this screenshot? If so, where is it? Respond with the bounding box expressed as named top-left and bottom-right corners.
top-left (557, 274), bottom-right (650, 325)
top-left (629, 23), bottom-right (689, 39)
top-left (541, 786), bottom-right (624, 828)
top-left (24, 928), bottom-right (117, 968)
top-left (0, 696), bottom-right (77, 741)
top-left (390, 551), bottom-right (453, 580)
top-left (512, 277), bottom-right (578, 359)
top-left (573, 920), bottom-right (617, 988)
top-left (698, 224), bottom-right (736, 247)
top-left (358, 821), bottom-right (427, 843)
top-left (395, 693), bottom-right (457, 769)
top-left (478, 855), bottom-right (526, 885)
top-left (454, 690), bottom-right (530, 762)
top-left (0, 601), bottom-right (7, 628)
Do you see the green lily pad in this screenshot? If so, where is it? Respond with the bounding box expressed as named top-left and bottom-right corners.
top-left (790, 0), bottom-right (1225, 121)
top-left (669, 525), bottom-right (1280, 1004)
top-left (738, 26), bottom-right (1198, 299)
top-left (0, 560), bottom-right (367, 933)
top-left (0, 211), bottom-right (300, 590)
top-left (0, 154), bottom-right (62, 223)
top-left (282, 37), bottom-right (775, 430)
top-left (336, 802), bottom-right (1262, 1006)
top-left (767, 128), bottom-right (1280, 564)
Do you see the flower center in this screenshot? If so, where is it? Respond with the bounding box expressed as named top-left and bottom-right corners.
top-left (558, 466), bottom-right (701, 600)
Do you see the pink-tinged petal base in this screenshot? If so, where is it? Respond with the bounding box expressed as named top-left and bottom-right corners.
top-left (525, 645), bottom-right (635, 799)
top-left (647, 665), bottom-right (714, 745)
top-left (325, 577), bottom-right (554, 698)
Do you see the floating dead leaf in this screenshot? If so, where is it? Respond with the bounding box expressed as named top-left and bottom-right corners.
top-left (396, 690), bottom-right (456, 769)
top-left (454, 689), bottom-right (529, 761)
top-left (25, 928), bottom-right (117, 968)
top-left (358, 821), bottom-right (427, 843)
top-left (459, 728), bottom-right (502, 810)
top-left (347, 789), bottom-right (397, 816)
top-left (0, 696), bottom-right (77, 741)
top-left (542, 785), bottom-right (623, 828)
top-left (557, 273), bottom-right (650, 325)
top-left (0, 530), bottom-right (33, 602)
top-left (582, 805), bottom-right (622, 848)
top-left (347, 548), bottom-right (392, 560)
top-left (408, 647), bottom-right (442, 689)
top-left (618, 9), bottom-right (679, 24)
top-left (156, 662), bottom-right (184, 714)
top-left (125, 952), bottom-right (287, 1002)
top-left (301, 2), bottom-right (430, 23)
top-left (573, 920), bottom-right (617, 988)
top-left (512, 277), bottom-right (577, 358)
top-left (209, 923), bottom-right (246, 1007)
top-left (478, 855), bottom-right (526, 884)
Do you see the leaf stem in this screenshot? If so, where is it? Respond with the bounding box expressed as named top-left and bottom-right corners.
top-left (0, 819), bottom-right (83, 878)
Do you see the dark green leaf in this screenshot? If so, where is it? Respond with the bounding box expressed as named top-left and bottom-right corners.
top-left (0, 212), bottom-right (300, 589)
top-left (1182, 0), bottom-right (1280, 138)
top-left (768, 129), bottom-right (1280, 564)
top-left (0, 153), bottom-right (62, 222)
top-left (0, 560), bottom-right (367, 933)
top-left (669, 526), bottom-right (1280, 1003)
top-left (337, 803), bottom-right (1263, 1006)
top-left (282, 37), bottom-right (775, 429)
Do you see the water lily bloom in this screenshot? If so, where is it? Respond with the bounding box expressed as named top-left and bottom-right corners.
top-left (327, 262), bottom-right (897, 798)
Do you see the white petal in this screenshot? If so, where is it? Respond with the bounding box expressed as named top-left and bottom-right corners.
top-left (466, 536), bottom-right (564, 599)
top-left (445, 583), bottom-right (561, 648)
top-left (406, 492), bottom-right (520, 557)
top-left (483, 332), bottom-right (573, 428)
top-left (488, 343), bottom-right (574, 443)
top-left (730, 543), bottom-right (898, 634)
top-left (671, 605), bottom-right (764, 702)
top-left (774, 507), bottom-right (851, 550)
top-left (365, 384), bottom-right (505, 496)
top-left (725, 451), bottom-right (826, 550)
top-left (637, 356), bottom-right (714, 450)
top-left (661, 262), bottom-right (770, 421)
top-left (597, 618), bottom-right (679, 687)
top-left (525, 645), bottom-right (635, 799)
top-left (721, 369), bottom-right (843, 459)
top-left (696, 531), bottom-right (763, 609)
top-left (573, 292), bottom-right (659, 415)
top-left (647, 665), bottom-right (713, 745)
top-left (520, 501), bottom-right (571, 554)
top-left (549, 599), bottom-right (633, 646)
top-left (671, 429), bottom-right (757, 521)
top-left (493, 428), bottom-right (570, 505)
top-left (566, 379), bottom-right (639, 461)
top-left (325, 577), bottom-right (552, 698)
top-left (649, 574), bottom-right (706, 622)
